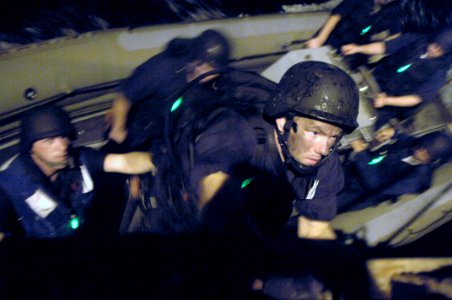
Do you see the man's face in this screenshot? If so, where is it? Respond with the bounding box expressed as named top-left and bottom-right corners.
top-left (186, 60), bottom-right (217, 83)
top-left (31, 136), bottom-right (70, 173)
top-left (413, 148), bottom-right (431, 164)
top-left (426, 43), bottom-right (445, 58)
top-left (278, 116), bottom-right (342, 167)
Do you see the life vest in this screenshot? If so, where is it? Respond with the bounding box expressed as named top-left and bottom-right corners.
top-left (0, 153), bottom-right (94, 238)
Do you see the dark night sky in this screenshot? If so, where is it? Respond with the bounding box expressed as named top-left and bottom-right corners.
top-left (0, 0), bottom-right (329, 31)
top-left (0, 0), bottom-right (330, 45)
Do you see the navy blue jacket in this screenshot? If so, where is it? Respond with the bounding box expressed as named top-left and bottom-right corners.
top-left (187, 111), bottom-right (344, 229)
top-left (337, 134), bottom-right (433, 212)
top-left (374, 33), bottom-right (451, 105)
top-left (0, 148), bottom-right (105, 238)
top-left (119, 45), bottom-right (194, 146)
top-left (326, 0), bottom-right (401, 48)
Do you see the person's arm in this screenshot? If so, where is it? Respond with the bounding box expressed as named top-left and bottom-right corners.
top-left (350, 139), bottom-right (369, 153)
top-left (343, 32), bottom-right (421, 56)
top-left (108, 93), bottom-right (131, 143)
top-left (307, 14), bottom-right (342, 48)
top-left (191, 110), bottom-right (256, 208)
top-left (373, 93), bottom-right (422, 108)
top-left (0, 188), bottom-right (24, 239)
top-left (198, 171), bottom-right (230, 209)
top-left (295, 154), bottom-right (344, 240)
top-left (374, 127), bottom-right (396, 142)
top-left (341, 41), bottom-right (386, 56)
top-left (297, 216), bottom-right (336, 240)
top-left (103, 152), bottom-right (156, 175)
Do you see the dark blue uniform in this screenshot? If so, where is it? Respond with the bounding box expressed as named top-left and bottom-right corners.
top-left (372, 32), bottom-right (451, 129)
top-left (326, 0), bottom-right (402, 69)
top-left (0, 148), bottom-right (106, 238)
top-left (150, 103), bottom-right (344, 237)
top-left (326, 0), bottom-right (401, 48)
top-left (338, 134), bottom-right (433, 212)
top-left (119, 42), bottom-right (194, 148)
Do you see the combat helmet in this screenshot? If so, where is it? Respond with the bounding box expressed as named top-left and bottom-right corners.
top-left (193, 29), bottom-right (231, 68)
top-left (264, 61), bottom-right (359, 134)
top-left (20, 105), bottom-right (77, 152)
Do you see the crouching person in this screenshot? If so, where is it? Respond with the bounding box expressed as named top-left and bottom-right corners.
top-left (0, 105), bottom-right (156, 238)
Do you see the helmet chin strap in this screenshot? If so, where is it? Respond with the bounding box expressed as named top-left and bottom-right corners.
top-left (276, 116), bottom-right (339, 176)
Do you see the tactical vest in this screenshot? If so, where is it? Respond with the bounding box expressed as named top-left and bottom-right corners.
top-left (0, 154), bottom-right (94, 238)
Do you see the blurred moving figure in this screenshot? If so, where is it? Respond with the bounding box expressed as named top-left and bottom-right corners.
top-left (338, 128), bottom-right (452, 212)
top-left (306, 0), bottom-right (402, 69)
top-left (111, 29), bottom-right (277, 233)
top-left (342, 26), bottom-right (452, 131)
top-left (107, 29), bottom-right (231, 150)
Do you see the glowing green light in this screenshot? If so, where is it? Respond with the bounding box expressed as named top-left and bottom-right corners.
top-left (368, 155), bottom-right (386, 165)
top-left (69, 216), bottom-right (80, 230)
top-left (170, 97), bottom-right (183, 112)
top-left (397, 64), bottom-right (412, 73)
top-left (241, 177), bottom-right (254, 189)
top-left (360, 25), bottom-right (372, 35)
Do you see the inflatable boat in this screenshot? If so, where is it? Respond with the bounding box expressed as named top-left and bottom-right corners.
top-left (0, 9), bottom-right (451, 299)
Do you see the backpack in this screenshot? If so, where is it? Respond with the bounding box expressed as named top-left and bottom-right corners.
top-left (127, 67), bottom-right (277, 150)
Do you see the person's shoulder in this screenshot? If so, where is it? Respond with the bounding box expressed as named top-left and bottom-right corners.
top-left (324, 151), bottom-right (342, 165)
top-left (0, 153), bottom-right (30, 176)
top-left (75, 146), bottom-right (96, 155)
top-left (392, 32), bottom-right (428, 46)
top-left (201, 107), bottom-right (258, 142)
top-left (132, 52), bottom-right (177, 76)
top-left (224, 68), bottom-right (276, 84)
top-left (70, 147), bottom-right (108, 175)
top-left (205, 108), bottom-right (256, 140)
top-left (317, 151), bottom-right (344, 176)
top-left (206, 106), bottom-right (248, 124)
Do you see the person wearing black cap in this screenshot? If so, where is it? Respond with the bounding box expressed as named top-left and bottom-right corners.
top-left (306, 0), bottom-right (402, 69)
top-left (307, 0), bottom-right (402, 50)
top-left (107, 29), bottom-right (232, 149)
top-left (342, 26), bottom-right (452, 132)
top-left (0, 105), bottom-right (156, 238)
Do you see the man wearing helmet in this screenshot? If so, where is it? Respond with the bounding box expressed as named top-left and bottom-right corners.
top-left (261, 61), bottom-right (359, 239)
top-left (0, 105), bottom-right (156, 238)
top-left (125, 60), bottom-right (365, 299)
top-left (143, 61), bottom-right (358, 241)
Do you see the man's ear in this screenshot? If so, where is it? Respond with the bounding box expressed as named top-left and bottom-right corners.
top-left (275, 117), bottom-right (287, 134)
